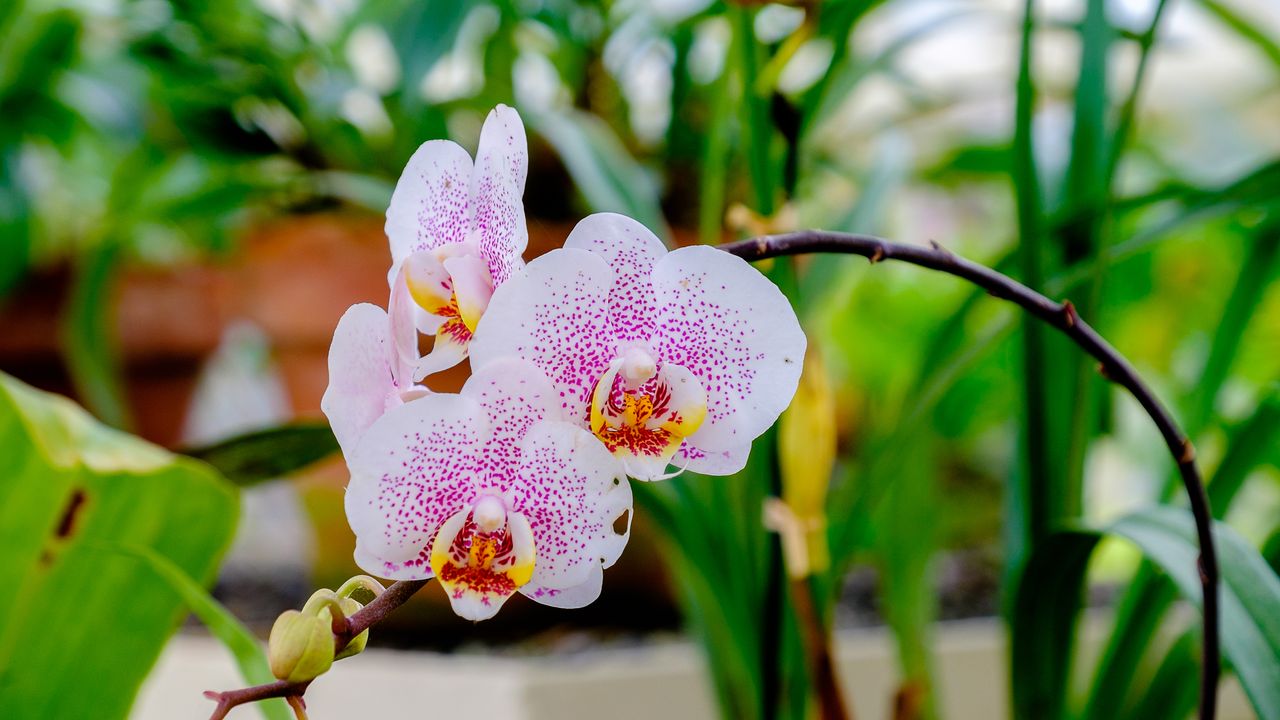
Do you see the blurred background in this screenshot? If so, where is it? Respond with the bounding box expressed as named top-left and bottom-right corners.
top-left (1, 0), bottom-right (1278, 718)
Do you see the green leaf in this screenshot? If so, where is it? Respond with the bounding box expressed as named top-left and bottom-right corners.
top-left (1128, 631), bottom-right (1200, 720)
top-left (60, 241), bottom-right (131, 429)
top-left (0, 372), bottom-right (238, 719)
top-left (1184, 226), bottom-right (1280, 433)
top-left (1011, 527), bottom-right (1099, 720)
top-left (1016, 507), bottom-right (1280, 720)
top-left (1194, 0), bottom-right (1280, 69)
top-left (1111, 509), bottom-right (1280, 720)
top-left (0, 149), bottom-right (30, 299)
top-left (1083, 393), bottom-right (1280, 719)
top-left (526, 108), bottom-right (669, 239)
top-left (98, 543), bottom-right (290, 720)
top-left (183, 422), bottom-right (339, 487)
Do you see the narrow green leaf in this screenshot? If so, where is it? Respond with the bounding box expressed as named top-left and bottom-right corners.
top-left (60, 242), bottom-right (131, 429)
top-left (1128, 631), bottom-right (1200, 720)
top-left (526, 108), bottom-right (669, 239)
top-left (183, 422), bottom-right (339, 487)
top-left (1022, 508), bottom-right (1280, 720)
top-left (698, 54), bottom-right (733, 246)
top-left (732, 5), bottom-right (777, 215)
top-left (1194, 0), bottom-right (1280, 69)
top-left (96, 543), bottom-right (290, 720)
top-left (1009, 0), bottom-right (1052, 583)
top-left (1110, 509), bottom-right (1280, 720)
top-left (1011, 529), bottom-right (1099, 720)
top-left (1084, 393), bottom-right (1280, 718)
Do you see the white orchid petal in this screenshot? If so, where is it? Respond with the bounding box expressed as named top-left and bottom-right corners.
top-left (385, 139), bottom-right (474, 274)
top-left (353, 537), bottom-right (434, 581)
top-left (563, 212), bottom-right (667, 344)
top-left (388, 263), bottom-right (422, 385)
top-left (513, 421), bottom-right (630, 591)
top-left (522, 562), bottom-right (604, 609)
top-left (460, 359), bottom-right (562, 492)
top-left (470, 248), bottom-right (617, 422)
top-left (675, 439), bottom-right (752, 476)
top-left (344, 393), bottom-right (484, 573)
top-left (472, 104), bottom-right (529, 286)
top-left (651, 245), bottom-right (806, 455)
top-left (321, 303), bottom-right (403, 459)
top-left (413, 323), bottom-right (470, 379)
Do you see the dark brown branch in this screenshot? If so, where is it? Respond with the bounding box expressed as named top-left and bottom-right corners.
top-left (789, 577), bottom-right (850, 720)
top-left (723, 231), bottom-right (1220, 720)
top-left (203, 579), bottom-right (429, 719)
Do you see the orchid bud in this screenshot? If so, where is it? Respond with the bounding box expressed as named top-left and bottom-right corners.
top-left (268, 610), bottom-right (334, 683)
top-left (331, 597), bottom-right (368, 661)
top-left (337, 575), bottom-right (386, 605)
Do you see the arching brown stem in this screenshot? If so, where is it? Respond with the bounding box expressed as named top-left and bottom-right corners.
top-left (724, 231), bottom-right (1219, 720)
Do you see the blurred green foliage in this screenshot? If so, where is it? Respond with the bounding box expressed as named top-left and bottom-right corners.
top-left (1, 0), bottom-right (1278, 719)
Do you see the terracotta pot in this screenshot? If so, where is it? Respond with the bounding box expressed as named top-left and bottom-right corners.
top-left (0, 262), bottom-right (231, 448)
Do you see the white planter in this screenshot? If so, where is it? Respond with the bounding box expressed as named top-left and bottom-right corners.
top-left (134, 618), bottom-right (1254, 719)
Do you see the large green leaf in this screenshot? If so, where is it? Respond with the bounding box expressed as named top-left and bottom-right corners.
top-left (0, 372), bottom-right (238, 719)
top-left (1014, 507), bottom-right (1280, 720)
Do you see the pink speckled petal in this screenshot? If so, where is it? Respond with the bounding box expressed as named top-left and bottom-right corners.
top-left (472, 105), bottom-right (528, 286)
top-left (521, 562), bottom-right (604, 609)
top-left (460, 358), bottom-right (562, 493)
top-left (470, 248), bottom-right (618, 422)
top-left (476, 103), bottom-right (528, 194)
top-left (651, 245), bottom-right (806, 459)
top-left (443, 254), bottom-right (494, 332)
top-left (512, 420), bottom-right (630, 591)
top-left (563, 212), bottom-right (667, 344)
top-left (322, 303), bottom-right (405, 459)
top-left (345, 393), bottom-right (483, 576)
top-left (388, 264), bottom-right (422, 382)
top-left (385, 139), bottom-right (474, 274)
top-left (675, 438), bottom-right (751, 476)
top-left (353, 537), bottom-right (433, 581)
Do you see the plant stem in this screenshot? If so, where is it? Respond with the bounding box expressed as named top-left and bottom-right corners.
top-left (789, 576), bottom-right (850, 720)
top-left (203, 579), bottom-right (429, 719)
top-left (723, 231), bottom-right (1220, 720)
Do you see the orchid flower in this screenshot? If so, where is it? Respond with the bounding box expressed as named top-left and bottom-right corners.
top-left (385, 104), bottom-right (529, 378)
top-left (469, 212), bottom-right (806, 480)
top-left (344, 357), bottom-right (632, 621)
top-left (321, 270), bottom-right (424, 458)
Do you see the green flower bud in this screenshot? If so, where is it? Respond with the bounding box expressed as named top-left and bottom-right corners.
top-left (331, 597), bottom-right (369, 661)
top-left (268, 609), bottom-right (334, 683)
top-left (337, 575), bottom-right (386, 605)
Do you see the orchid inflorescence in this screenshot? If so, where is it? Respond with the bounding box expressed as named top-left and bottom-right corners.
top-left (323, 104), bottom-right (806, 621)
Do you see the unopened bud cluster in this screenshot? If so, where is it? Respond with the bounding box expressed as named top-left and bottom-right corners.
top-left (267, 575), bottom-right (385, 683)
